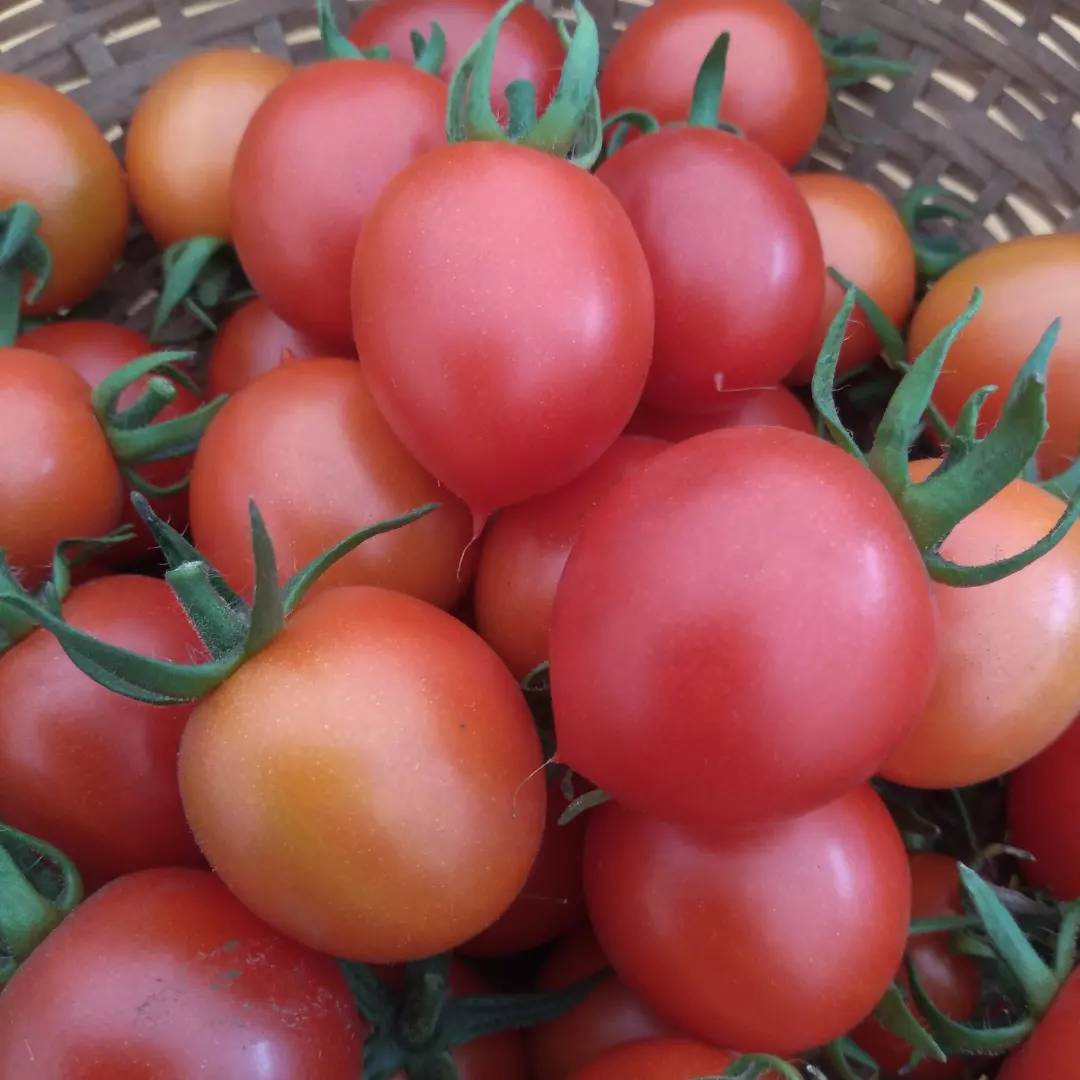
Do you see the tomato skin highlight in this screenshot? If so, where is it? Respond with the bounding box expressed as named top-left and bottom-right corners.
top-left (584, 787), bottom-right (911, 1056)
top-left (881, 463), bottom-right (1080, 789)
top-left (0, 868), bottom-right (363, 1078)
top-left (551, 427), bottom-right (938, 832)
top-left (626, 387), bottom-right (814, 441)
top-left (0, 73), bottom-right (129, 316)
top-left (997, 969), bottom-right (1080, 1080)
top-left (232, 59), bottom-right (447, 347)
top-left (597, 127), bottom-right (824, 411)
top-left (599, 0), bottom-right (827, 169)
top-left (179, 586), bottom-right (546, 963)
top-left (353, 142), bottom-right (655, 516)
top-left (569, 1037), bottom-right (737, 1080)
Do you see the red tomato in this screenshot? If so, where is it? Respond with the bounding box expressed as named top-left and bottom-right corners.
top-left (787, 173), bottom-right (917, 384)
top-left (881, 461), bottom-right (1080, 789)
top-left (353, 142), bottom-right (654, 517)
top-left (0, 869), bottom-right (362, 1078)
top-left (597, 126), bottom-right (823, 412)
top-left (627, 387), bottom-right (814, 441)
top-left (206, 298), bottom-right (343, 398)
top-left (189, 358), bottom-right (474, 608)
top-left (599, 0), bottom-right (828, 169)
top-left (569, 1037), bottom-right (737, 1080)
top-left (1008, 719), bottom-right (1080, 901)
top-left (551, 427), bottom-right (937, 832)
top-left (0, 576), bottom-right (204, 893)
top-left (179, 586), bottom-right (546, 962)
top-left (584, 787), bottom-right (911, 1055)
top-left (232, 58), bottom-right (446, 347)
top-left (528, 927), bottom-right (674, 1080)
top-left (0, 74), bottom-right (129, 315)
top-left (997, 969), bottom-right (1080, 1080)
top-left (910, 234), bottom-right (1080, 477)
top-left (474, 436), bottom-right (666, 679)
top-left (126, 50), bottom-right (291, 246)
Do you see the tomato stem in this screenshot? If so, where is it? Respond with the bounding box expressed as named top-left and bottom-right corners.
top-left (316, 0), bottom-right (390, 61)
top-left (0, 201), bottom-right (52, 346)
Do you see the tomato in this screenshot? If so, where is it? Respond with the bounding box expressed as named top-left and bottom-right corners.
top-left (528, 927), bottom-right (674, 1080)
top-left (881, 461), bottom-right (1080, 789)
top-left (178, 586), bottom-right (546, 962)
top-left (0, 868), bottom-right (363, 1078)
top-left (348, 0), bottom-right (563, 119)
top-left (206, 298), bottom-right (343, 398)
top-left (787, 173), bottom-right (917, 384)
top-left (126, 50), bottom-right (291, 246)
top-left (910, 234), bottom-right (1080, 477)
top-left (474, 436), bottom-right (665, 679)
top-left (353, 142), bottom-right (654, 517)
top-left (569, 1037), bottom-right (737, 1080)
top-left (1008, 718), bottom-right (1080, 901)
top-left (852, 854), bottom-right (982, 1079)
top-left (0, 576), bottom-right (204, 893)
top-left (584, 787), bottom-right (911, 1055)
top-left (0, 349), bottom-right (121, 587)
top-left (997, 969), bottom-right (1080, 1080)
top-left (596, 126), bottom-right (823, 412)
top-left (232, 58), bottom-right (446, 348)
top-left (0, 74), bottom-right (129, 315)
top-left (627, 387), bottom-right (814, 441)
top-left (599, 0), bottom-right (828, 169)
top-left (189, 358), bottom-right (474, 608)
top-left (551, 427), bottom-right (937, 833)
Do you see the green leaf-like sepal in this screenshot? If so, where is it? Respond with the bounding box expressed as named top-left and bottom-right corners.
top-left (870, 981), bottom-right (946, 1066)
top-left (899, 185), bottom-right (974, 280)
top-left (0, 201), bottom-right (52, 346)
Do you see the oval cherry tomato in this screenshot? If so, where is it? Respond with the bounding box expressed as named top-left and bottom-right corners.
top-left (232, 58), bottom-right (446, 347)
top-left (787, 173), bottom-right (917, 384)
top-left (584, 786), bottom-right (911, 1055)
top-left (597, 126), bottom-right (823, 411)
top-left (910, 234), bottom-right (1080, 477)
top-left (0, 868), bottom-right (363, 1078)
top-left (0, 576), bottom-right (204, 893)
top-left (0, 74), bottom-right (129, 315)
top-left (126, 50), bottom-right (291, 246)
top-left (599, 0), bottom-right (828, 169)
top-left (474, 436), bottom-right (666, 679)
top-left (528, 927), bottom-right (673, 1080)
top-left (569, 1037), bottom-right (738, 1080)
top-left (881, 462), bottom-right (1080, 789)
top-left (353, 142), bottom-right (654, 517)
top-left (997, 969), bottom-right (1080, 1080)
top-left (627, 387), bottom-right (814, 441)
top-left (179, 586), bottom-right (546, 962)
top-left (189, 358), bottom-right (474, 608)
top-left (551, 427), bottom-right (937, 833)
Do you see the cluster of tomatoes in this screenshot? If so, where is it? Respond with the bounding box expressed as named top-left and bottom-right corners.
top-left (1, 0), bottom-right (1080, 1076)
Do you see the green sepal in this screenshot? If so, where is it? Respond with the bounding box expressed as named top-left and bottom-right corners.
top-left (1042, 454), bottom-right (1080, 501)
top-left (152, 236), bottom-right (247, 339)
top-left (601, 107), bottom-right (661, 159)
top-left (810, 287), bottom-right (866, 462)
top-left (411, 22), bottom-right (447, 75)
top-left (817, 23), bottom-right (914, 89)
top-left (0, 201), bottom-right (52, 347)
top-left (685, 33), bottom-right (739, 135)
top-left (506, 79), bottom-right (538, 140)
top-left (870, 980), bottom-right (946, 1065)
top-left (899, 185), bottom-right (974, 280)
top-left (909, 914), bottom-right (981, 936)
top-left (317, 0), bottom-right (391, 60)
top-left (166, 562), bottom-right (248, 660)
top-left (244, 502), bottom-right (285, 656)
top-left (1055, 898), bottom-right (1080, 982)
top-left (557, 787), bottom-right (610, 826)
top-left (826, 1037), bottom-right (881, 1080)
top-left (716, 1053), bottom-right (806, 1079)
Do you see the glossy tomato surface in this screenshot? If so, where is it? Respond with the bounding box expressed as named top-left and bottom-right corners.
top-left (627, 387), bottom-right (814, 441)
top-left (997, 969), bottom-right (1080, 1080)
top-left (569, 1038), bottom-right (737, 1080)
top-left (882, 462), bottom-right (1080, 788)
top-left (0, 869), bottom-right (363, 1078)
top-left (353, 142), bottom-right (654, 516)
top-left (551, 427), bottom-right (938, 832)
top-left (597, 126), bottom-right (823, 411)
top-left (584, 787), bottom-right (911, 1055)
top-left (232, 58), bottom-right (446, 347)
top-left (179, 586), bottom-right (546, 962)
top-left (0, 73), bottom-right (129, 315)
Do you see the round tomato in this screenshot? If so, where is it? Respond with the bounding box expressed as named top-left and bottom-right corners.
top-left (584, 786), bottom-right (911, 1055)
top-left (189, 358), bottom-right (474, 608)
top-left (997, 969), bottom-right (1080, 1080)
top-left (881, 461), bottom-right (1080, 789)
top-left (0, 576), bottom-right (204, 893)
top-left (551, 427), bottom-right (937, 833)
top-left (596, 126), bottom-right (823, 412)
top-left (474, 436), bottom-right (665, 679)
top-left (627, 387), bottom-right (814, 441)
top-left (910, 234), bottom-right (1080, 478)
top-left (787, 173), bottom-right (917, 384)
top-left (126, 50), bottom-right (291, 246)
top-left (528, 927), bottom-right (673, 1080)
top-left (599, 0), bottom-right (828, 169)
top-left (232, 58), bottom-right (446, 347)
top-left (352, 142), bottom-right (654, 518)
top-left (569, 1037), bottom-right (737, 1080)
top-left (0, 74), bottom-right (129, 315)
top-left (0, 868), bottom-right (362, 1078)
top-left (178, 586), bottom-right (546, 962)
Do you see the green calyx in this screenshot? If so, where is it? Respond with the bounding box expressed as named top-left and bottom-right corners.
top-left (0, 821), bottom-right (82, 986)
top-left (805, 0), bottom-right (914, 90)
top-left (152, 237), bottom-right (247, 341)
top-left (317, 0), bottom-right (447, 73)
top-left (344, 953), bottom-right (607, 1080)
top-left (447, 0), bottom-right (602, 168)
top-left (0, 201), bottom-right (52, 347)
top-left (899, 185), bottom-right (974, 281)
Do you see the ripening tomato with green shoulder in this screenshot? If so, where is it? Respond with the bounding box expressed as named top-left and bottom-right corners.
top-left (626, 387), bottom-right (814, 441)
top-left (569, 1038), bottom-right (742, 1080)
